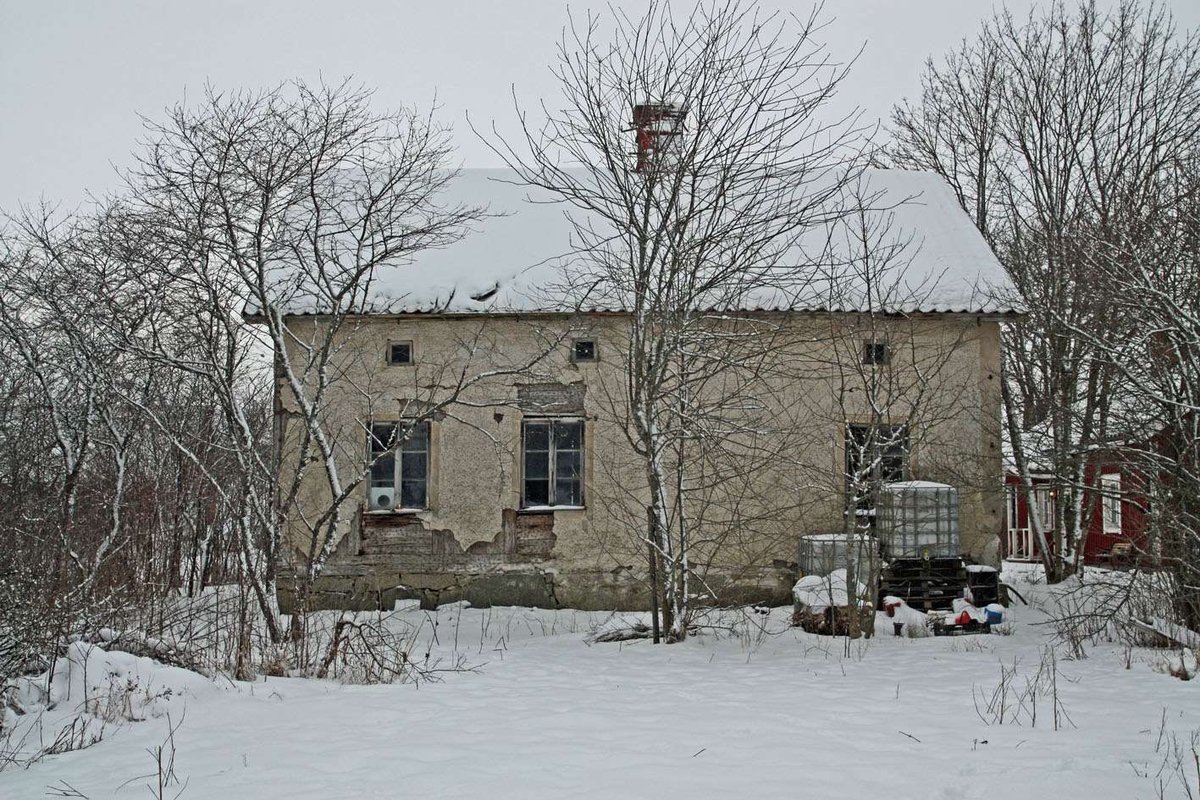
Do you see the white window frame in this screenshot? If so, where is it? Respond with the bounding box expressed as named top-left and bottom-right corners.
top-left (521, 417), bottom-right (585, 510)
top-left (1032, 486), bottom-right (1055, 531)
top-left (1101, 473), bottom-right (1122, 534)
top-left (367, 420), bottom-right (430, 511)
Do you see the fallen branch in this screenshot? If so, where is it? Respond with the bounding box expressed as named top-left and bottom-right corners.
top-left (1129, 617), bottom-right (1200, 650)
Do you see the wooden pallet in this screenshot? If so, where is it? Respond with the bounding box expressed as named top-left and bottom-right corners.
top-left (879, 557), bottom-right (967, 611)
top-left (966, 569), bottom-right (1002, 606)
top-left (932, 619), bottom-right (992, 636)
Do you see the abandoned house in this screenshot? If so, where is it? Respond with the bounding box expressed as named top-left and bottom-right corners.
top-left (262, 167), bottom-right (1018, 612)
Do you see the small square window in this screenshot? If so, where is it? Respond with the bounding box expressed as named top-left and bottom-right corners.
top-left (572, 339), bottom-right (597, 363)
top-left (388, 341), bottom-right (413, 366)
top-left (863, 341), bottom-right (889, 366)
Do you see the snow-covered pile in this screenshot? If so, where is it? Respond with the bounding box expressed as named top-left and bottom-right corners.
top-left (10, 642), bottom-right (214, 721)
top-left (1155, 649), bottom-right (1199, 681)
top-left (792, 569), bottom-right (869, 611)
top-left (881, 595), bottom-right (930, 629)
top-left (3, 640), bottom-right (218, 761)
top-left (586, 612), bottom-right (656, 643)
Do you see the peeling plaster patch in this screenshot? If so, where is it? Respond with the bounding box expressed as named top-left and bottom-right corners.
top-left (288, 507), bottom-right (570, 611)
top-left (327, 507), bottom-right (557, 573)
top-left (515, 382), bottom-right (585, 414)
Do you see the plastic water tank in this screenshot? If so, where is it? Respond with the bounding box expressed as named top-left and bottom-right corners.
top-left (876, 481), bottom-right (960, 558)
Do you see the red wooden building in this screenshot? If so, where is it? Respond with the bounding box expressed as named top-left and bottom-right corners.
top-left (1002, 454), bottom-right (1149, 566)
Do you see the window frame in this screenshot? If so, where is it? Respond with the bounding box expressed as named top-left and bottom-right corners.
top-left (862, 340), bottom-right (890, 366)
top-left (386, 339), bottom-right (415, 367)
top-left (1032, 485), bottom-right (1055, 531)
top-left (367, 419), bottom-right (430, 511)
top-left (521, 417), bottom-right (585, 509)
top-left (1101, 473), bottom-right (1122, 534)
top-left (570, 338), bottom-right (598, 363)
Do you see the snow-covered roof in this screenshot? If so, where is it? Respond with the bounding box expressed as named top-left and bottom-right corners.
top-left (264, 167), bottom-right (1018, 317)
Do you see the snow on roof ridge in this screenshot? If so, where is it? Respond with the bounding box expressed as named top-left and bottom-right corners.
top-left (253, 167), bottom-right (1018, 317)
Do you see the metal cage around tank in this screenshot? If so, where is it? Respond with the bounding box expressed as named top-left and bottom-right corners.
top-left (796, 532), bottom-right (878, 578)
top-left (876, 481), bottom-right (960, 559)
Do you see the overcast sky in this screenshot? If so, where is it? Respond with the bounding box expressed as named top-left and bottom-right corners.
top-left (2, 1), bottom-right (1198, 211)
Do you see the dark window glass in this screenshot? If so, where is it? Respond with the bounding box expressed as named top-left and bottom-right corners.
top-left (573, 339), bottom-right (597, 362)
top-left (524, 420), bottom-right (549, 451)
top-left (400, 458), bottom-right (427, 507)
top-left (863, 341), bottom-right (889, 365)
top-left (399, 419), bottom-right (428, 450)
top-left (523, 421), bottom-right (551, 506)
top-left (555, 449), bottom-right (582, 506)
top-left (399, 421), bottom-right (429, 508)
top-left (555, 421), bottom-right (582, 450)
top-left (845, 423), bottom-right (909, 521)
top-left (367, 420), bottom-right (429, 509)
top-left (389, 341), bottom-right (413, 365)
top-left (523, 419), bottom-right (584, 508)
top-left (370, 425), bottom-right (396, 488)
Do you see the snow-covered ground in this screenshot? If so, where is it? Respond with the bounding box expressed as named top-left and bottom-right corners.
top-left (3, 566), bottom-right (1198, 800)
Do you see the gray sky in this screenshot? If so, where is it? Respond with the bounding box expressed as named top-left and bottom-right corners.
top-left (2, 1), bottom-right (1198, 211)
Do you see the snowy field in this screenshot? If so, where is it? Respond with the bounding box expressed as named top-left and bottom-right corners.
top-left (3, 566), bottom-right (1198, 800)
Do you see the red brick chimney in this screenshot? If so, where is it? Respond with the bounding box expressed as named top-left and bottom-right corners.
top-left (632, 102), bottom-right (686, 173)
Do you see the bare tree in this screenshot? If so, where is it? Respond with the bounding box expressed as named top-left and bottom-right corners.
top-left (484, 0), bottom-right (867, 640)
top-left (0, 201), bottom-right (258, 682)
top-left (887, 0), bottom-right (1200, 580)
top-left (96, 80), bottom-right (487, 641)
top-left (0, 78), bottom-right (571, 677)
top-left (0, 210), bottom-right (149, 674)
top-left (1073, 156), bottom-right (1200, 629)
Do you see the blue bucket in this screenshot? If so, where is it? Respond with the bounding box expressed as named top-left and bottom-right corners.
top-left (984, 607), bottom-right (1004, 625)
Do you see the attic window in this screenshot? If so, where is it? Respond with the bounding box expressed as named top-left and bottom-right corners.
top-left (572, 339), bottom-right (597, 363)
top-left (863, 341), bottom-right (889, 366)
top-left (388, 341), bottom-right (413, 366)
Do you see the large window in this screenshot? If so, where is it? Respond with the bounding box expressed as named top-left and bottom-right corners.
top-left (522, 419), bottom-right (583, 508)
top-left (845, 423), bottom-right (909, 517)
top-left (1033, 486), bottom-right (1055, 531)
top-left (1101, 473), bottom-right (1122, 533)
top-left (368, 420), bottom-right (429, 510)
